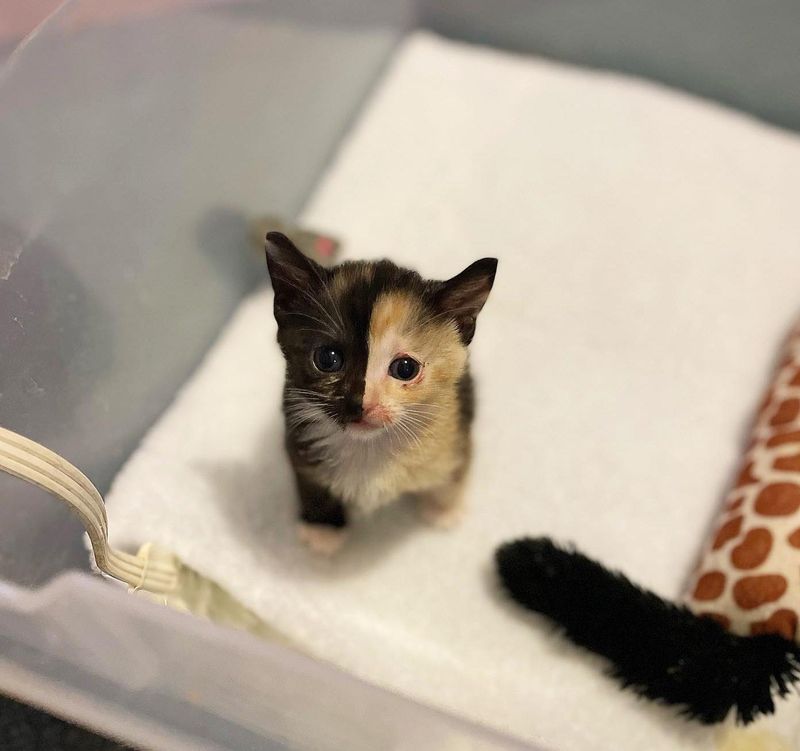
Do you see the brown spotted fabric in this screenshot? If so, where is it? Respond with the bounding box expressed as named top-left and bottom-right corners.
top-left (685, 322), bottom-right (800, 641)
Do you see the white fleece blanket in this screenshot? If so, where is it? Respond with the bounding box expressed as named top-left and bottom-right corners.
top-left (107, 33), bottom-right (800, 751)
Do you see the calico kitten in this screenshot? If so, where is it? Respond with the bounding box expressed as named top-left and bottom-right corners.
top-left (265, 232), bottom-right (497, 554)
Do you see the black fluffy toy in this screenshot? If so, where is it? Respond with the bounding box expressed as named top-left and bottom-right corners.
top-left (496, 322), bottom-right (800, 725)
top-left (495, 537), bottom-right (800, 724)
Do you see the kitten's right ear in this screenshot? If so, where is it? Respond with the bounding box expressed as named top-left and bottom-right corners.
top-left (265, 232), bottom-right (328, 315)
top-left (434, 257), bottom-right (498, 344)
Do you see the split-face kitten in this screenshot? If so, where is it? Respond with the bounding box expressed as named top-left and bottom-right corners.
top-left (265, 232), bottom-right (497, 554)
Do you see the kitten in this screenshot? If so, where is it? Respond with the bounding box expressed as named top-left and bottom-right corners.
top-left (265, 232), bottom-right (497, 554)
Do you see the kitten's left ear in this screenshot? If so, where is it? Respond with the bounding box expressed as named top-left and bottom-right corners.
top-left (434, 257), bottom-right (498, 344)
top-left (265, 231), bottom-right (328, 319)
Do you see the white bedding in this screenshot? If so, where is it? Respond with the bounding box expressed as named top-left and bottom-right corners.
top-left (107, 33), bottom-right (800, 751)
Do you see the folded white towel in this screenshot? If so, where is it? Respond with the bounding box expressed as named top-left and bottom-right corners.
top-left (107, 32), bottom-right (800, 751)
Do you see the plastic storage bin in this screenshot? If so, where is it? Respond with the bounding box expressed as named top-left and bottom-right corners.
top-left (2, 1), bottom-right (799, 748)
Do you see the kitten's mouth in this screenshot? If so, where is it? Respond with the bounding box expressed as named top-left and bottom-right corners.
top-left (346, 420), bottom-right (383, 433)
top-left (345, 418), bottom-right (387, 437)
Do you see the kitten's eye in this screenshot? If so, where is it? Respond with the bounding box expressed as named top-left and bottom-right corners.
top-left (388, 356), bottom-right (421, 381)
top-left (313, 346), bottom-right (344, 373)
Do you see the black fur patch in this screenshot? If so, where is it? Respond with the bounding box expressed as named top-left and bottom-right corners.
top-left (495, 537), bottom-right (800, 724)
top-left (294, 473), bottom-right (348, 528)
top-left (456, 371), bottom-right (475, 431)
top-left (333, 260), bottom-right (430, 424)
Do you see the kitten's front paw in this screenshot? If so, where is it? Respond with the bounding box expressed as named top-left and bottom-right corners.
top-left (297, 523), bottom-right (347, 555)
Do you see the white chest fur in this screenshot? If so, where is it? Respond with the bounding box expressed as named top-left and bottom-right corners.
top-left (300, 421), bottom-right (457, 514)
top-left (316, 429), bottom-right (411, 513)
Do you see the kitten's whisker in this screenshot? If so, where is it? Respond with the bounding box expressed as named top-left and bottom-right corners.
top-left (284, 310), bottom-right (337, 335)
top-left (402, 423), bottom-right (435, 445)
top-left (401, 309), bottom-right (451, 337)
top-left (302, 287), bottom-right (342, 336)
top-left (404, 414), bottom-right (438, 429)
top-left (287, 414), bottom-right (323, 429)
top-left (402, 304), bottom-right (483, 338)
top-left (402, 409), bottom-right (439, 424)
top-left (394, 423), bottom-right (413, 450)
top-left (399, 412), bottom-right (437, 445)
top-left (394, 419), bottom-right (422, 452)
top-left (274, 276), bottom-right (341, 334)
top-left (382, 421), bottom-right (403, 457)
top-left (271, 272), bottom-right (342, 335)
top-left (293, 327), bottom-right (337, 336)
top-left (401, 421), bottom-right (434, 439)
top-left (285, 388), bottom-right (325, 398)
top-left (384, 423), bottom-right (400, 455)
top-left (285, 402), bottom-right (322, 415)
top-left (284, 402), bottom-right (322, 413)
top-left (400, 408), bottom-right (438, 425)
top-left (398, 412), bottom-right (431, 428)
top-left (313, 267), bottom-right (346, 331)
top-left (405, 402), bottom-right (443, 412)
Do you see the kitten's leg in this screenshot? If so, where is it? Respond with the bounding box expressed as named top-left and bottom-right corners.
top-left (417, 473), bottom-right (467, 529)
top-left (294, 472), bottom-right (348, 555)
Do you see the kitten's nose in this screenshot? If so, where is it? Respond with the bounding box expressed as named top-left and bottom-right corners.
top-left (343, 397), bottom-right (363, 423)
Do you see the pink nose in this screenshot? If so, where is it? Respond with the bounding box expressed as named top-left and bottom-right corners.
top-left (362, 402), bottom-right (390, 424)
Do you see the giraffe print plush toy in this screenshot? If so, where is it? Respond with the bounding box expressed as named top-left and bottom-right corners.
top-left (686, 320), bottom-right (800, 641)
top-left (496, 321), bottom-right (800, 725)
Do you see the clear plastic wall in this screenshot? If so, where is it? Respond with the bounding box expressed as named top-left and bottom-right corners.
top-left (0, 0), bottom-right (412, 585)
